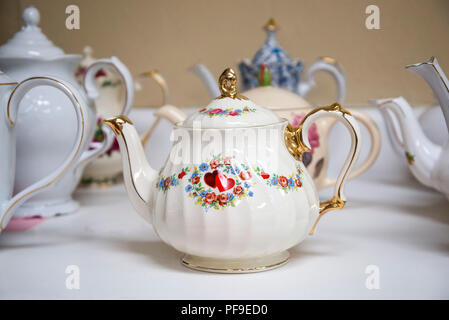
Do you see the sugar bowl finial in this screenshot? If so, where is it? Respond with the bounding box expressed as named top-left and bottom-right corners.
top-left (218, 68), bottom-right (247, 100)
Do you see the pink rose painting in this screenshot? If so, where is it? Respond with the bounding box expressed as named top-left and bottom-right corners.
top-left (75, 65), bottom-right (106, 79)
top-left (290, 112), bottom-right (320, 154)
top-left (208, 108), bottom-right (223, 115)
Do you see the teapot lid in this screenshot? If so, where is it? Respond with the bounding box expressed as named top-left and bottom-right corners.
top-left (181, 68), bottom-right (283, 129)
top-left (0, 6), bottom-right (65, 59)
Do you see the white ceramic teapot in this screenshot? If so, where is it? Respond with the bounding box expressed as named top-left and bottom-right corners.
top-left (0, 7), bottom-right (134, 216)
top-left (374, 57), bottom-right (449, 200)
top-left (0, 71), bottom-right (87, 231)
top-left (191, 19), bottom-right (346, 103)
top-left (104, 68), bottom-right (361, 273)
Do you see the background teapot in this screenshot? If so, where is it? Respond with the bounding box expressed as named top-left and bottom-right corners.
top-left (0, 7), bottom-right (134, 216)
top-left (191, 18), bottom-right (346, 103)
top-left (0, 72), bottom-right (86, 231)
top-left (75, 46), bottom-right (128, 118)
top-left (104, 68), bottom-right (361, 273)
top-left (238, 66), bottom-right (379, 189)
top-left (80, 69), bottom-right (185, 186)
top-left (152, 66), bottom-right (379, 190)
top-left (374, 57), bottom-right (449, 200)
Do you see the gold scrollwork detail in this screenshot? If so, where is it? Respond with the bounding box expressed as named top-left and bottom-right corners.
top-left (284, 123), bottom-right (308, 161)
top-left (309, 196), bottom-right (346, 235)
top-left (284, 103), bottom-right (351, 161)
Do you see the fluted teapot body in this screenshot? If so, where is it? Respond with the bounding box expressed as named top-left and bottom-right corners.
top-left (105, 68), bottom-right (361, 273)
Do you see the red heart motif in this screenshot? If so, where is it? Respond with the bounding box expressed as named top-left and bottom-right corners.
top-left (204, 170), bottom-right (218, 188)
top-left (261, 172), bottom-right (270, 179)
top-left (215, 172), bottom-right (235, 192)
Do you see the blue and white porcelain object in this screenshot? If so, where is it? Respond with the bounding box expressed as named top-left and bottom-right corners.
top-left (238, 18), bottom-right (304, 93)
top-left (191, 18), bottom-right (346, 103)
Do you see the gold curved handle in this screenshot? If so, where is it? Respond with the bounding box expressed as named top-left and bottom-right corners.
top-left (321, 109), bottom-right (381, 189)
top-left (136, 70), bottom-right (174, 147)
top-left (285, 103), bottom-right (361, 235)
top-left (138, 70), bottom-right (169, 106)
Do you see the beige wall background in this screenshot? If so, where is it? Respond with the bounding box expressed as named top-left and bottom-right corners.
top-left (1, 0), bottom-right (448, 108)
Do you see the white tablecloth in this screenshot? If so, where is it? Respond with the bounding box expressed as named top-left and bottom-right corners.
top-left (1, 107), bottom-right (448, 299)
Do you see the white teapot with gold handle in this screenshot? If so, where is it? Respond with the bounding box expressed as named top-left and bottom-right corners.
top-left (104, 68), bottom-right (361, 273)
top-left (0, 71), bottom-right (87, 231)
top-left (0, 7), bottom-right (133, 215)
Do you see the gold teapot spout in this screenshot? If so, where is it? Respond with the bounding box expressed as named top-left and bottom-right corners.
top-left (104, 116), bottom-right (158, 224)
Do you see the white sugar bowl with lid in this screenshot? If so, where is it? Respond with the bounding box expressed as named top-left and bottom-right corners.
top-left (0, 6), bottom-right (134, 216)
top-left (105, 68), bottom-right (361, 273)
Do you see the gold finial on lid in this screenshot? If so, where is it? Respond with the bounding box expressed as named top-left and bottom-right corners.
top-left (217, 68), bottom-right (247, 100)
top-left (263, 18), bottom-right (278, 31)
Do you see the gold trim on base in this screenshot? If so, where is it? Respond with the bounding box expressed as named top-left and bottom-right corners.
top-left (181, 252), bottom-right (290, 273)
